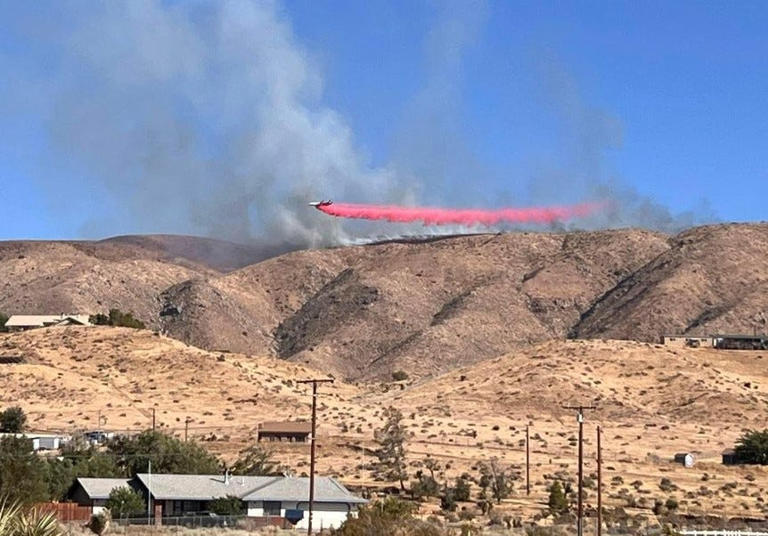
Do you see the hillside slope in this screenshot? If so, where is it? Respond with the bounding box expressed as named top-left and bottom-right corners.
top-left (570, 223), bottom-right (768, 341)
top-left (160, 229), bottom-right (670, 378)
top-left (0, 235), bottom-right (284, 329)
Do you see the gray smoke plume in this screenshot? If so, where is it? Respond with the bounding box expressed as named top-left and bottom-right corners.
top-left (3, 0), bottom-right (714, 247)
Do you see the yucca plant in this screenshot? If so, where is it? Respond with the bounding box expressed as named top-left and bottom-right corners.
top-left (0, 498), bottom-right (63, 536)
top-left (0, 498), bottom-right (22, 536)
top-left (13, 510), bottom-right (62, 536)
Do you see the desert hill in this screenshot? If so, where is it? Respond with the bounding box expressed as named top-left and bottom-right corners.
top-left (3, 224), bottom-right (768, 381)
top-left (0, 234), bottom-right (287, 330)
top-left (2, 327), bottom-right (767, 520)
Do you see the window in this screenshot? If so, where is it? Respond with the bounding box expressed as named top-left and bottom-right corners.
top-left (263, 501), bottom-right (281, 516)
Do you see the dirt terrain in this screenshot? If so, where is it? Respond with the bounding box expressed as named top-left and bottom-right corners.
top-left (3, 224), bottom-right (767, 382)
top-left (1, 327), bottom-right (767, 524)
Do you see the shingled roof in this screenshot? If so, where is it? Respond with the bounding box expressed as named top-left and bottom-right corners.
top-left (76, 478), bottom-right (132, 500)
top-left (132, 474), bottom-right (365, 504)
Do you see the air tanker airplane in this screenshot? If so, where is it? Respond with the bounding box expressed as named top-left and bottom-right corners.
top-left (308, 200), bottom-right (332, 208)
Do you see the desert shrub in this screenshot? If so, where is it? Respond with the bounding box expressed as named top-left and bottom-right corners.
top-left (659, 477), bottom-right (675, 492)
top-left (0, 313), bottom-right (8, 332)
top-left (105, 487), bottom-right (145, 518)
top-left (331, 497), bottom-right (442, 536)
top-left (90, 310), bottom-right (145, 329)
top-left (0, 407), bottom-right (26, 433)
top-left (392, 370), bottom-right (409, 382)
top-left (411, 474), bottom-right (440, 499)
top-left (548, 481), bottom-right (569, 515)
top-left (454, 476), bottom-right (471, 502)
top-left (734, 429), bottom-right (768, 464)
top-left (87, 511), bottom-right (110, 535)
top-left (665, 498), bottom-right (679, 511)
top-left (209, 495), bottom-right (244, 515)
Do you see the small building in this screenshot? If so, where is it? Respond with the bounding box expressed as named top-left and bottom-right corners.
top-left (70, 478), bottom-right (133, 514)
top-left (0, 432), bottom-right (70, 451)
top-left (662, 335), bottom-right (714, 348)
top-left (4, 314), bottom-right (91, 332)
top-left (257, 421), bottom-right (311, 443)
top-left (712, 334), bottom-right (768, 350)
top-left (673, 452), bottom-right (695, 467)
top-left (721, 448), bottom-right (738, 465)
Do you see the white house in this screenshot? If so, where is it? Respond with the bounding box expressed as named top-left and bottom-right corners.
top-left (0, 432), bottom-right (71, 451)
top-left (74, 473), bottom-right (366, 530)
top-left (4, 314), bottom-right (91, 331)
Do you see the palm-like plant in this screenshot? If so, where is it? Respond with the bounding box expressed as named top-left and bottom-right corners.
top-left (0, 498), bottom-right (63, 536)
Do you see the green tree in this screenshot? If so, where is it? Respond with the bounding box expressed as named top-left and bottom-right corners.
top-left (105, 487), bottom-right (145, 519)
top-left (107, 430), bottom-right (221, 476)
top-left (373, 407), bottom-right (408, 491)
top-left (478, 459), bottom-right (512, 504)
top-left (208, 496), bottom-right (244, 515)
top-left (0, 407), bottom-right (27, 433)
top-left (734, 429), bottom-right (768, 464)
top-left (230, 445), bottom-right (282, 476)
top-left (548, 481), bottom-right (569, 515)
top-left (0, 436), bottom-right (48, 504)
top-left (89, 310), bottom-right (145, 329)
top-left (453, 475), bottom-right (471, 502)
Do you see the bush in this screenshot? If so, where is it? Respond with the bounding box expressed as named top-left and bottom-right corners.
top-left (0, 313), bottom-right (8, 332)
top-left (392, 370), bottom-right (409, 382)
top-left (665, 498), bottom-right (679, 511)
top-left (87, 512), bottom-right (110, 536)
top-left (331, 497), bottom-right (443, 536)
top-left (548, 481), bottom-right (569, 515)
top-left (1, 407), bottom-right (27, 433)
top-left (209, 495), bottom-right (244, 515)
top-left (734, 429), bottom-right (768, 464)
top-left (90, 310), bottom-right (145, 329)
top-left (105, 487), bottom-right (145, 518)
top-left (454, 476), bottom-right (471, 501)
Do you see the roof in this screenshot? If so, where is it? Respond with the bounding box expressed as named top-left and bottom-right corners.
top-left (136, 474), bottom-right (275, 501)
top-left (242, 476), bottom-right (367, 504)
top-left (133, 474), bottom-right (366, 504)
top-left (258, 421), bottom-right (311, 434)
top-left (713, 334), bottom-right (768, 340)
top-left (4, 315), bottom-right (91, 328)
top-left (76, 478), bottom-right (132, 500)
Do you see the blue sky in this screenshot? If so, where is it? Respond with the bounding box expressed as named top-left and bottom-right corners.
top-left (1, 0), bottom-right (766, 241)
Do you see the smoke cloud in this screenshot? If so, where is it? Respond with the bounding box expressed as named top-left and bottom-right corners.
top-left (4, 0), bottom-right (714, 247)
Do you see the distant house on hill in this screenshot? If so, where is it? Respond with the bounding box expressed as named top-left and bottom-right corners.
top-left (257, 421), bottom-right (311, 443)
top-left (673, 452), bottom-right (695, 467)
top-left (4, 314), bottom-right (91, 332)
top-left (662, 335), bottom-right (714, 348)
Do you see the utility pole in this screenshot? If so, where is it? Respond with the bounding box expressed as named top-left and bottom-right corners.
top-left (562, 404), bottom-right (596, 536)
top-left (297, 378), bottom-right (334, 535)
top-left (152, 408), bottom-right (156, 431)
top-left (597, 425), bottom-right (602, 536)
top-left (184, 417), bottom-right (191, 442)
top-left (525, 424), bottom-right (530, 496)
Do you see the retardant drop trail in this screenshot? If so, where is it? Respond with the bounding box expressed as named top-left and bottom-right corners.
top-left (312, 201), bottom-right (605, 226)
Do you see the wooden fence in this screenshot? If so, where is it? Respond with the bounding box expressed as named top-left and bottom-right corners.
top-left (34, 502), bottom-right (93, 522)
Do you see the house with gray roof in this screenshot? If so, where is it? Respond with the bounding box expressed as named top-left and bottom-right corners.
top-left (70, 478), bottom-right (133, 514)
top-left (73, 473), bottom-right (366, 530)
